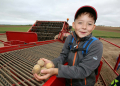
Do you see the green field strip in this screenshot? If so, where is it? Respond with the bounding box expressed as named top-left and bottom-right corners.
top-left (0, 26), bottom-right (120, 38)
top-left (0, 26), bottom-right (31, 32)
top-left (92, 30), bottom-right (120, 38)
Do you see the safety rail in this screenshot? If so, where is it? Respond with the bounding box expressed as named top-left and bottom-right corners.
top-left (99, 38), bottom-right (120, 71)
top-left (99, 37), bottom-right (120, 85)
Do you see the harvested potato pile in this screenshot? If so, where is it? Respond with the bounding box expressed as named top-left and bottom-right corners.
top-left (32, 59), bottom-right (53, 76)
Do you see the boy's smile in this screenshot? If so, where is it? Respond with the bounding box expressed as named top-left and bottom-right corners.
top-left (72, 13), bottom-right (96, 38)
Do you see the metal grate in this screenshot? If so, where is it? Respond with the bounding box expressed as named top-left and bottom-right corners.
top-left (0, 42), bottom-right (64, 86)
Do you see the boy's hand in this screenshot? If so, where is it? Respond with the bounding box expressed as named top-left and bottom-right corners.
top-left (33, 68), bottom-right (58, 81)
top-left (40, 58), bottom-right (55, 68)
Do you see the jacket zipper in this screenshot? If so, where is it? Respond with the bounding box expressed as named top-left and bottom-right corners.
top-left (71, 41), bottom-right (80, 86)
top-left (85, 78), bottom-right (86, 85)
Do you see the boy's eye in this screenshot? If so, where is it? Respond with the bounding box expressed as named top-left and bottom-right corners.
top-left (78, 22), bottom-right (82, 24)
top-left (88, 23), bottom-right (92, 25)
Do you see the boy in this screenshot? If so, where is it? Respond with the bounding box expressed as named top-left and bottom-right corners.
top-left (34, 5), bottom-right (103, 86)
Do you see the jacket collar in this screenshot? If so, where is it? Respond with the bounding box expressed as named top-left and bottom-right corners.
top-left (72, 31), bottom-right (92, 42)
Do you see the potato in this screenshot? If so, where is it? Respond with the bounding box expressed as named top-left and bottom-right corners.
top-left (46, 63), bottom-right (53, 69)
top-left (37, 60), bottom-right (45, 67)
top-left (40, 67), bottom-right (47, 76)
top-left (41, 67), bottom-right (47, 70)
top-left (32, 64), bottom-right (41, 74)
top-left (38, 73), bottom-right (41, 76)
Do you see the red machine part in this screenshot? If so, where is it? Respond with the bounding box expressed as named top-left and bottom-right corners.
top-left (114, 54), bottom-right (120, 71)
top-left (95, 61), bottom-right (103, 82)
top-left (3, 40), bottom-right (25, 46)
top-left (0, 33), bottom-right (6, 35)
top-left (43, 76), bottom-right (65, 86)
top-left (6, 31), bottom-right (38, 43)
top-left (0, 39), bottom-right (57, 53)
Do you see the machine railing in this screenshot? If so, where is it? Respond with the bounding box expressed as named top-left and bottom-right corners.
top-left (99, 38), bottom-right (120, 85)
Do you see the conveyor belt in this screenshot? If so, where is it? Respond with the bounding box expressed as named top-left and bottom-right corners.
top-left (31, 21), bottom-right (63, 41)
top-left (0, 42), bottom-right (64, 86)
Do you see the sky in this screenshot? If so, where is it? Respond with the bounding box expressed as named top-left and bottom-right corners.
top-left (0, 0), bottom-right (120, 27)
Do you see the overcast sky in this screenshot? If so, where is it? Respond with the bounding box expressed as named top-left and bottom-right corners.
top-left (0, 0), bottom-right (120, 27)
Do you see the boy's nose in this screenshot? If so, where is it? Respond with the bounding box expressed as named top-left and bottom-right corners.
top-left (82, 23), bottom-right (87, 29)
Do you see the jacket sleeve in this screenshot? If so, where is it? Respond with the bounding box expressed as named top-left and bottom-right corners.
top-left (52, 35), bottom-right (71, 68)
top-left (56, 40), bottom-right (103, 79)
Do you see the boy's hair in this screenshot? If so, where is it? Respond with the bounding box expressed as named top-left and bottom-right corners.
top-left (74, 5), bottom-right (97, 23)
top-left (76, 12), bottom-right (95, 23)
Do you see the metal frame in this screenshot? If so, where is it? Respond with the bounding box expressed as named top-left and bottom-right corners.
top-left (99, 38), bottom-right (120, 86)
top-left (99, 38), bottom-right (120, 72)
top-left (0, 40), bottom-right (57, 53)
top-left (0, 33), bottom-right (6, 35)
top-left (6, 31), bottom-right (38, 43)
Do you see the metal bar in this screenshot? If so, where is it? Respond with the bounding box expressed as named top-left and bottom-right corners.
top-left (32, 46), bottom-right (57, 59)
top-left (1, 55), bottom-right (33, 77)
top-left (1, 54), bottom-right (42, 86)
top-left (102, 57), bottom-right (119, 76)
top-left (4, 53), bottom-right (34, 68)
top-left (114, 54), bottom-right (120, 70)
top-left (99, 74), bottom-right (107, 86)
top-left (0, 62), bottom-right (29, 86)
top-left (100, 38), bottom-right (120, 48)
top-left (0, 74), bottom-right (12, 86)
top-left (10, 52), bottom-right (35, 66)
top-left (38, 45), bottom-right (62, 57)
top-left (2, 54), bottom-right (33, 74)
top-left (0, 40), bottom-right (4, 43)
top-left (0, 64), bottom-right (20, 86)
top-left (12, 50), bottom-right (38, 64)
top-left (12, 51), bottom-right (36, 64)
top-left (0, 82), bottom-right (4, 86)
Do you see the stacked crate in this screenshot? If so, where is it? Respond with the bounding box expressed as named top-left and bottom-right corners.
top-left (31, 21), bottom-right (63, 41)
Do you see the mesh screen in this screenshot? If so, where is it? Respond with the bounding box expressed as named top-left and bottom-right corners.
top-left (0, 42), bottom-right (63, 86)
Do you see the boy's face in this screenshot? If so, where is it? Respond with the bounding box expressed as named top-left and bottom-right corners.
top-left (72, 13), bottom-right (96, 38)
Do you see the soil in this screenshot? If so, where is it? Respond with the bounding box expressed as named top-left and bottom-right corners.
top-left (95, 26), bottom-right (120, 33)
top-left (0, 34), bottom-right (7, 47)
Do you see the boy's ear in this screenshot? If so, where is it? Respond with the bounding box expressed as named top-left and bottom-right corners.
top-left (92, 24), bottom-right (96, 30)
top-left (72, 22), bottom-right (75, 29)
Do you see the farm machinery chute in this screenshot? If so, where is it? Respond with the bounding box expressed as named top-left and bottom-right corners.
top-left (0, 20), bottom-right (120, 86)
